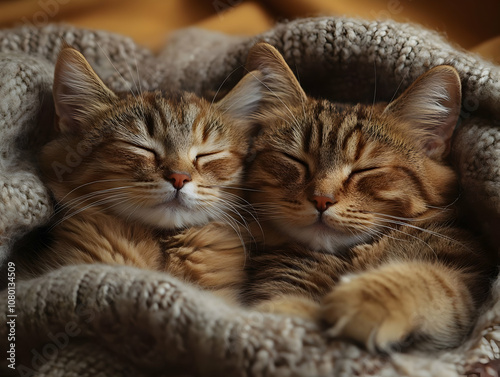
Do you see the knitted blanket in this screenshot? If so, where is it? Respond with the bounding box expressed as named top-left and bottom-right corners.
top-left (1, 18), bottom-right (499, 376)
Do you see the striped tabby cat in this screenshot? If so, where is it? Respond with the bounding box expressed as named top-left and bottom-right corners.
top-left (240, 43), bottom-right (495, 352)
top-left (19, 46), bottom-right (262, 296)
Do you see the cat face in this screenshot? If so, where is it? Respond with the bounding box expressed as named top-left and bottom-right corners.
top-left (42, 47), bottom-right (263, 229)
top-left (244, 43), bottom-right (462, 252)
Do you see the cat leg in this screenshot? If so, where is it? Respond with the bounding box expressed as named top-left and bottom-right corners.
top-left (161, 222), bottom-right (247, 302)
top-left (320, 261), bottom-right (475, 352)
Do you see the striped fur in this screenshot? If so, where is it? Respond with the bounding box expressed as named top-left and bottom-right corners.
top-left (242, 43), bottom-right (495, 352)
top-left (18, 47), bottom-right (257, 298)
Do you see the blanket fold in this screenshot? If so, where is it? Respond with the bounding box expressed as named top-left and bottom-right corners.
top-left (0, 17), bottom-right (499, 376)
top-left (3, 264), bottom-right (499, 376)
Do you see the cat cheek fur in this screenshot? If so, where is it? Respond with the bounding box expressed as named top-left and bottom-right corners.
top-left (45, 47), bottom-right (261, 229)
top-left (23, 46), bottom-right (261, 295)
top-left (241, 42), bottom-right (494, 352)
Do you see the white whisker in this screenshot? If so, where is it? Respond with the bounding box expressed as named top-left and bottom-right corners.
top-left (97, 42), bottom-right (137, 99)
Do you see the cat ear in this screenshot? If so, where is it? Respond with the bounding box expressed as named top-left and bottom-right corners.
top-left (383, 65), bottom-right (462, 159)
top-left (215, 69), bottom-right (266, 126)
top-left (245, 42), bottom-right (307, 110)
top-left (216, 43), bottom-right (306, 125)
top-left (53, 46), bottom-right (117, 133)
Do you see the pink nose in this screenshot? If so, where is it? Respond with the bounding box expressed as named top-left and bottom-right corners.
top-left (167, 173), bottom-right (191, 190)
top-left (311, 195), bottom-right (335, 212)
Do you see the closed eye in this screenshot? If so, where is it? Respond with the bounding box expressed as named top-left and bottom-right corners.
top-left (344, 166), bottom-right (380, 186)
top-left (196, 151), bottom-right (224, 159)
top-left (116, 141), bottom-right (158, 159)
top-left (193, 150), bottom-right (231, 167)
top-left (281, 152), bottom-right (310, 176)
top-left (281, 152), bottom-right (308, 167)
top-left (351, 166), bottom-right (379, 175)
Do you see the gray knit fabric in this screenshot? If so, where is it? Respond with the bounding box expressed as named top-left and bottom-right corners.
top-left (0, 18), bottom-right (499, 376)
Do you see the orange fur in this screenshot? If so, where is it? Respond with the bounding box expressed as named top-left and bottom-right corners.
top-left (240, 43), bottom-right (495, 352)
top-left (16, 44), bottom-right (496, 353)
top-left (17, 46), bottom-right (258, 299)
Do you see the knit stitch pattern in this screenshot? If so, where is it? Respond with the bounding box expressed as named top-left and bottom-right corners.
top-left (0, 18), bottom-right (499, 376)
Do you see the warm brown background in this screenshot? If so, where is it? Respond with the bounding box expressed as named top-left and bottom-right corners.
top-left (0, 0), bottom-right (499, 63)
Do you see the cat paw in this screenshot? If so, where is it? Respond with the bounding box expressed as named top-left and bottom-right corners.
top-left (320, 275), bottom-right (414, 353)
top-left (163, 222), bottom-right (246, 291)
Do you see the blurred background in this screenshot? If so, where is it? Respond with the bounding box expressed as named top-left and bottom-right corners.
top-left (0, 0), bottom-right (499, 63)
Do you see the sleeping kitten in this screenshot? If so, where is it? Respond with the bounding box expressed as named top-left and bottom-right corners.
top-left (17, 46), bottom-right (261, 296)
top-left (239, 43), bottom-right (495, 352)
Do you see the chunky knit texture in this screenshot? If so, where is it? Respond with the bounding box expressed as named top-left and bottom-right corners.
top-left (0, 18), bottom-right (499, 376)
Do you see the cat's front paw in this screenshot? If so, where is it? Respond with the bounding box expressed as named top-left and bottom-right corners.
top-left (320, 274), bottom-right (414, 353)
top-left (163, 222), bottom-right (247, 294)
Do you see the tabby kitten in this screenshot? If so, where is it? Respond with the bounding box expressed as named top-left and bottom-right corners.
top-left (20, 46), bottom-right (261, 294)
top-left (240, 43), bottom-right (494, 352)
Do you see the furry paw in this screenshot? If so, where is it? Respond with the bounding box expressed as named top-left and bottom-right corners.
top-left (320, 274), bottom-right (414, 353)
top-left (162, 222), bottom-right (246, 293)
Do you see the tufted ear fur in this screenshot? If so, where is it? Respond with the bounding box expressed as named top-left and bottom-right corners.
top-left (215, 69), bottom-right (265, 127)
top-left (216, 42), bottom-right (306, 128)
top-left (383, 65), bottom-right (462, 159)
top-left (245, 42), bottom-right (307, 114)
top-left (53, 46), bottom-right (117, 134)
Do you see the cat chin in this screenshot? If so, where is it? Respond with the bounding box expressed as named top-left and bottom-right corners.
top-left (278, 223), bottom-right (370, 253)
top-left (112, 204), bottom-right (214, 229)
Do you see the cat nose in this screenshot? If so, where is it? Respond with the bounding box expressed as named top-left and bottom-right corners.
top-left (310, 195), bottom-right (335, 213)
top-left (167, 173), bottom-right (192, 190)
